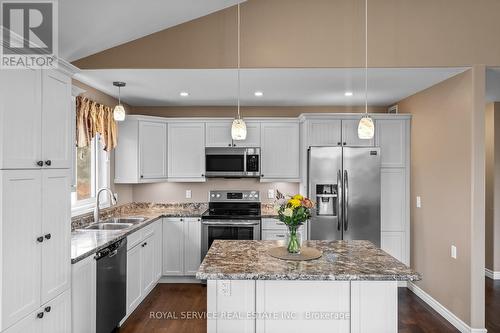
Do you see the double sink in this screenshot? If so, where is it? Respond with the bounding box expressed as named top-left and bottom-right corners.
top-left (78, 217), bottom-right (146, 231)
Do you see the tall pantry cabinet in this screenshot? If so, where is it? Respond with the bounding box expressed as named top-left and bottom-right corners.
top-left (0, 64), bottom-right (76, 333)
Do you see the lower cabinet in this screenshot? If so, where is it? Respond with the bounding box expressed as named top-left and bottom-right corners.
top-left (261, 218), bottom-right (307, 242)
top-left (71, 256), bottom-right (96, 333)
top-left (126, 220), bottom-right (163, 316)
top-left (381, 231), bottom-right (406, 264)
top-left (163, 217), bottom-right (201, 276)
top-left (4, 290), bottom-right (71, 333)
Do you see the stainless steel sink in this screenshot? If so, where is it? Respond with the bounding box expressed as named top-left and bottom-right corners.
top-left (101, 217), bottom-right (146, 225)
top-left (83, 223), bottom-right (133, 231)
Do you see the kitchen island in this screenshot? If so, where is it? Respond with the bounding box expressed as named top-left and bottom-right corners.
top-left (196, 240), bottom-right (421, 333)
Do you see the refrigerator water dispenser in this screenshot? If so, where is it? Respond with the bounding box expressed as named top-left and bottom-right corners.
top-left (316, 184), bottom-right (337, 216)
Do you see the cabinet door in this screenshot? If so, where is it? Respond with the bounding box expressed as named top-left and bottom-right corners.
top-left (2, 311), bottom-right (39, 333)
top-left (184, 218), bottom-right (201, 276)
top-left (141, 234), bottom-right (156, 295)
top-left (381, 168), bottom-right (406, 232)
top-left (71, 256), bottom-right (96, 333)
top-left (126, 245), bottom-right (142, 314)
top-left (0, 69), bottom-right (42, 169)
top-left (168, 123), bottom-right (205, 180)
top-left (1, 170), bottom-right (42, 330)
top-left (41, 70), bottom-right (72, 169)
top-left (206, 121), bottom-right (233, 147)
top-left (375, 119), bottom-right (406, 168)
top-left (162, 219), bottom-right (184, 275)
top-left (153, 221), bottom-right (163, 281)
top-left (381, 232), bottom-right (405, 263)
top-left (233, 122), bottom-right (261, 148)
top-left (41, 290), bottom-right (71, 333)
top-left (41, 169), bottom-right (71, 304)
top-left (342, 119), bottom-right (374, 147)
top-left (261, 122), bottom-right (300, 180)
top-left (139, 121), bottom-right (167, 179)
top-left (308, 120), bottom-right (342, 146)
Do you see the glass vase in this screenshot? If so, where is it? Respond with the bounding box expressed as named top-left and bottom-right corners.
top-left (286, 225), bottom-right (302, 254)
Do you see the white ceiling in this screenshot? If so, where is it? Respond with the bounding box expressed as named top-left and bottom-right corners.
top-left (59, 0), bottom-right (244, 62)
top-left (75, 68), bottom-right (468, 107)
top-left (487, 68), bottom-right (500, 102)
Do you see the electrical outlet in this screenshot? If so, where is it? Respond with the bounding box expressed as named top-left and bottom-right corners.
top-left (268, 189), bottom-right (275, 199)
top-left (219, 281), bottom-right (231, 296)
top-left (185, 190), bottom-right (192, 199)
top-left (416, 196), bottom-right (421, 208)
top-left (451, 245), bottom-right (457, 259)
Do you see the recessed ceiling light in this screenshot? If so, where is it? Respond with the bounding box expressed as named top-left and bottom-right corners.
top-left (344, 91), bottom-right (353, 97)
top-left (180, 91), bottom-right (189, 97)
top-left (254, 91), bottom-right (264, 97)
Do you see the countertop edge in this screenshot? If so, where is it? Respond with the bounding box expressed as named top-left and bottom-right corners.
top-left (195, 273), bottom-right (422, 281)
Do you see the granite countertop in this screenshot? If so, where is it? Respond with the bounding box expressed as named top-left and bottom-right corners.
top-left (196, 240), bottom-right (421, 281)
top-left (71, 202), bottom-right (207, 264)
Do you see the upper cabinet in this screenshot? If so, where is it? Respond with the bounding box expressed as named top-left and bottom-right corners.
top-left (168, 122), bottom-right (205, 181)
top-left (0, 69), bottom-right (72, 169)
top-left (341, 118), bottom-right (375, 147)
top-left (261, 121), bottom-right (300, 182)
top-left (307, 119), bottom-right (342, 146)
top-left (205, 121), bottom-right (261, 148)
top-left (114, 117), bottom-right (168, 183)
top-left (375, 119), bottom-right (407, 168)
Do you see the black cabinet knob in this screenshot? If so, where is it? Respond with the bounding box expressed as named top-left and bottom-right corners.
top-left (228, 143), bottom-right (232, 147)
top-left (37, 236), bottom-right (44, 243)
top-left (201, 174), bottom-right (205, 177)
top-left (44, 233), bottom-right (51, 240)
top-left (44, 306), bottom-right (51, 313)
top-left (36, 160), bottom-right (43, 167)
top-left (44, 160), bottom-right (51, 166)
top-left (233, 144), bottom-right (236, 147)
top-left (144, 242), bottom-right (147, 246)
top-left (337, 142), bottom-right (341, 146)
top-left (37, 312), bottom-right (44, 319)
top-left (140, 175), bottom-right (144, 178)
top-left (343, 142), bottom-right (346, 145)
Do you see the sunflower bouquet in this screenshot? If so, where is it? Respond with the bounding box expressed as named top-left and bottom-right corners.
top-left (275, 191), bottom-right (314, 253)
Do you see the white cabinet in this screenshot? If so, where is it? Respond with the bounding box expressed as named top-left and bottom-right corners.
top-left (4, 291), bottom-right (71, 333)
top-left (381, 169), bottom-right (406, 232)
top-left (234, 121), bottom-right (261, 147)
top-left (162, 217), bottom-right (202, 276)
top-left (375, 119), bottom-right (407, 168)
top-left (139, 121), bottom-right (168, 179)
top-left (261, 218), bottom-right (307, 242)
top-left (168, 122), bottom-right (205, 181)
top-left (381, 232), bottom-right (405, 263)
top-left (71, 256), bottom-right (96, 333)
top-left (114, 118), bottom-right (168, 183)
top-left (0, 69), bottom-right (72, 169)
top-left (341, 119), bottom-right (374, 147)
top-left (206, 121), bottom-right (233, 147)
top-left (125, 220), bottom-right (162, 316)
top-left (261, 122), bottom-right (300, 181)
top-left (307, 119), bottom-right (342, 146)
top-left (153, 221), bottom-right (163, 281)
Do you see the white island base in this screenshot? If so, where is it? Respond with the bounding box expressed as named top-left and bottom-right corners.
top-left (207, 280), bottom-right (398, 333)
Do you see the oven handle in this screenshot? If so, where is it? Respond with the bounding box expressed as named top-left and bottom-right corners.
top-left (201, 220), bottom-right (261, 226)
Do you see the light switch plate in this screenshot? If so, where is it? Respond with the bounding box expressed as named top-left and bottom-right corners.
top-left (185, 190), bottom-right (192, 199)
top-left (268, 189), bottom-right (275, 199)
top-left (219, 281), bottom-right (231, 296)
top-left (416, 196), bottom-right (421, 208)
top-left (451, 245), bottom-right (457, 259)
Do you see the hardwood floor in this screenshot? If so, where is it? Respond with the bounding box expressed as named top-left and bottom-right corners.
top-left (118, 283), bottom-right (465, 333)
top-left (486, 277), bottom-right (500, 333)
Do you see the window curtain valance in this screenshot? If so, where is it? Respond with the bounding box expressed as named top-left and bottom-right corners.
top-left (76, 96), bottom-right (117, 152)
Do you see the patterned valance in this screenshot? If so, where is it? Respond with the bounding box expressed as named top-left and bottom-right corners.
top-left (76, 96), bottom-right (117, 152)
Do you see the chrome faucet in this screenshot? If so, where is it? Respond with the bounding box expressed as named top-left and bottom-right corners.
top-left (94, 188), bottom-right (117, 223)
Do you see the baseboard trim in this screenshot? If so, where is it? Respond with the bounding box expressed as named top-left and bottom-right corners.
top-left (407, 282), bottom-right (487, 333)
top-left (158, 276), bottom-right (202, 284)
top-left (485, 268), bottom-right (500, 280)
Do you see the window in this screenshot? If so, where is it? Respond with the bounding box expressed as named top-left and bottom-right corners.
top-left (71, 134), bottom-right (110, 216)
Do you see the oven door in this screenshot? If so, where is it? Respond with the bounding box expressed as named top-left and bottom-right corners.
top-left (201, 220), bottom-right (261, 259)
top-left (205, 149), bottom-right (245, 177)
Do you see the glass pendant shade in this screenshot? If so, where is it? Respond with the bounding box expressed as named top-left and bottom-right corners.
top-left (231, 118), bottom-right (247, 140)
top-left (113, 104), bottom-right (126, 122)
top-left (358, 116), bottom-right (374, 139)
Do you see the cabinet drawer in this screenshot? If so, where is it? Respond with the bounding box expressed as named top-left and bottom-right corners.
top-left (262, 218), bottom-right (285, 229)
top-left (262, 230), bottom-right (287, 241)
top-left (127, 232), bottom-right (143, 250)
top-left (141, 223), bottom-right (155, 239)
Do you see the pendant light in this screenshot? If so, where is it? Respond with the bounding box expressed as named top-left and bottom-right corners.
top-left (231, 3), bottom-right (247, 140)
top-left (113, 81), bottom-right (126, 122)
top-left (357, 0), bottom-right (375, 139)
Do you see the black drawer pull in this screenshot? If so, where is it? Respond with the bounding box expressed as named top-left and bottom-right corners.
top-left (44, 160), bottom-right (52, 166)
top-left (37, 312), bottom-right (44, 319)
top-left (36, 160), bottom-right (43, 167)
top-left (44, 233), bottom-right (51, 240)
top-left (44, 306), bottom-right (51, 313)
top-left (37, 236), bottom-right (44, 243)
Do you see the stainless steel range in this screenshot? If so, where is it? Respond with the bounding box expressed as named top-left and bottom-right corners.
top-left (201, 190), bottom-right (261, 259)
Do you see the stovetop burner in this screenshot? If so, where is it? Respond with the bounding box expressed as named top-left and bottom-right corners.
top-left (202, 190), bottom-right (262, 220)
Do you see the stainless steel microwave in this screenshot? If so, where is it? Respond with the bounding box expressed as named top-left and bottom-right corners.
top-left (205, 147), bottom-right (260, 178)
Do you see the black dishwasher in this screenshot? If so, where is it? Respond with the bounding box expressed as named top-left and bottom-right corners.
top-left (95, 239), bottom-right (127, 333)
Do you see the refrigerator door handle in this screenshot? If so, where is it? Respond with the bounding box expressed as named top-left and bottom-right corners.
top-left (344, 170), bottom-right (349, 231)
top-left (337, 169), bottom-right (342, 231)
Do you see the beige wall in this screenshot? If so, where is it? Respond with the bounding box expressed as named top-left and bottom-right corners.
top-left (398, 68), bottom-right (485, 327)
top-left (72, 79), bottom-right (134, 205)
top-left (73, 0), bottom-right (500, 69)
top-left (129, 105), bottom-right (386, 117)
top-left (485, 102), bottom-right (500, 272)
top-left (132, 179), bottom-right (298, 204)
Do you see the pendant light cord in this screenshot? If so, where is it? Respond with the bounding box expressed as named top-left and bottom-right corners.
top-left (365, 0), bottom-right (368, 115)
top-left (118, 86), bottom-right (121, 105)
top-left (237, 3), bottom-right (241, 119)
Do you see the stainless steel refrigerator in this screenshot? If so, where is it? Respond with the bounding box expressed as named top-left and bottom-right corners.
top-left (308, 146), bottom-right (381, 246)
